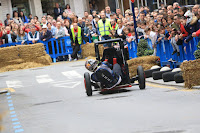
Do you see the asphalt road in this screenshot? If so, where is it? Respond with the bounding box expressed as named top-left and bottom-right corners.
top-left (0, 61), bottom-right (200, 133)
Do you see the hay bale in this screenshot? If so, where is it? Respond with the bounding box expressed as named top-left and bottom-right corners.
top-left (0, 59), bottom-right (24, 68)
top-left (17, 43), bottom-right (46, 61)
top-left (180, 59), bottom-right (200, 88)
top-left (128, 56), bottom-right (159, 77)
top-left (0, 43), bottom-right (51, 73)
top-left (34, 54), bottom-right (52, 65)
top-left (0, 46), bottom-right (20, 62)
top-left (81, 43), bottom-right (95, 58)
top-left (0, 62), bottom-right (47, 73)
top-left (129, 63), bottom-right (155, 78)
top-left (81, 43), bottom-right (104, 58)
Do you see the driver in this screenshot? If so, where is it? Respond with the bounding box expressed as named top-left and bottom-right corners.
top-left (85, 59), bottom-right (122, 89)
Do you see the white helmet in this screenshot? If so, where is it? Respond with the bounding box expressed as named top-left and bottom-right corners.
top-left (85, 59), bottom-right (99, 72)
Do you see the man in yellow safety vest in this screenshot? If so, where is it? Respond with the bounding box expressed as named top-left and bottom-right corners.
top-left (98, 11), bottom-right (113, 48)
top-left (70, 23), bottom-right (88, 61)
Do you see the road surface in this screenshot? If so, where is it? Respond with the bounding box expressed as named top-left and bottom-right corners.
top-left (0, 61), bottom-right (200, 133)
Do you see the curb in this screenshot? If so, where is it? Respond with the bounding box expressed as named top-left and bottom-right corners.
top-left (146, 78), bottom-right (185, 88)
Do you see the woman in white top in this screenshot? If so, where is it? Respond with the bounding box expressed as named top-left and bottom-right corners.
top-left (13, 11), bottom-right (23, 25)
top-left (64, 4), bottom-right (72, 14)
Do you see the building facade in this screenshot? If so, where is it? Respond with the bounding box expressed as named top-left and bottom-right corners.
top-left (0, 0), bottom-right (199, 22)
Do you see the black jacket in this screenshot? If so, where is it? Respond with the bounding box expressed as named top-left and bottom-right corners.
top-left (54, 8), bottom-right (63, 19)
top-left (1, 33), bottom-right (17, 44)
top-left (40, 30), bottom-right (52, 41)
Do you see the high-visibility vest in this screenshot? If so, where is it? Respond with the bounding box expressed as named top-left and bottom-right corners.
top-left (112, 24), bottom-right (118, 31)
top-left (98, 19), bottom-right (112, 36)
top-left (71, 27), bottom-right (82, 45)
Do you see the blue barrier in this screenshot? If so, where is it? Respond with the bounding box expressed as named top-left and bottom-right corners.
top-left (128, 37), bottom-right (199, 68)
top-left (0, 36), bottom-right (74, 63)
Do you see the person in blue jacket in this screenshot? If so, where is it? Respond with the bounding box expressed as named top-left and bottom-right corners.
top-left (19, 11), bottom-right (29, 24)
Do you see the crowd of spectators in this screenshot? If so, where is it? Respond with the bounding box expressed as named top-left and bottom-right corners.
top-left (0, 2), bottom-right (200, 61)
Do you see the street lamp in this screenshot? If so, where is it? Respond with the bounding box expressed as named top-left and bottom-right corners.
top-left (131, 0), bottom-right (139, 44)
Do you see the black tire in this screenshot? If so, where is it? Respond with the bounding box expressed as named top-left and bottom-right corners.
top-left (84, 72), bottom-right (92, 96)
top-left (152, 70), bottom-right (172, 80)
top-left (162, 71), bottom-right (180, 82)
top-left (137, 66), bottom-right (146, 90)
top-left (174, 72), bottom-right (184, 83)
top-left (144, 68), bottom-right (161, 78)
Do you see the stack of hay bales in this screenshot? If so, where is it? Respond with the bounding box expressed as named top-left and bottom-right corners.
top-left (81, 43), bottom-right (104, 58)
top-left (181, 59), bottom-right (200, 88)
top-left (128, 56), bottom-right (160, 78)
top-left (0, 43), bottom-right (52, 73)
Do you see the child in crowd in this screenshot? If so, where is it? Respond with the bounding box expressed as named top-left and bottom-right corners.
top-left (87, 24), bottom-right (97, 42)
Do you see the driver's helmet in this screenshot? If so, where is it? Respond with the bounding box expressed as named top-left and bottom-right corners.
top-left (85, 59), bottom-right (99, 72)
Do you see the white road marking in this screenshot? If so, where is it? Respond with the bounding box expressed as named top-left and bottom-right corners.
top-left (52, 80), bottom-right (81, 88)
top-left (6, 80), bottom-right (24, 88)
top-left (62, 71), bottom-right (83, 79)
top-left (36, 75), bottom-right (54, 84)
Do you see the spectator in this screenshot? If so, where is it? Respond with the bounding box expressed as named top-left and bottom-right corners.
top-left (116, 8), bottom-right (122, 16)
top-left (0, 23), bottom-right (3, 45)
top-left (34, 16), bottom-right (39, 22)
top-left (17, 28), bottom-right (28, 44)
top-left (173, 2), bottom-right (180, 9)
top-left (64, 4), bottom-right (72, 14)
top-left (41, 17), bottom-right (48, 26)
top-left (28, 26), bottom-right (39, 44)
top-left (61, 20), bottom-right (70, 36)
top-left (55, 22), bottom-right (65, 39)
top-left (78, 17), bottom-right (85, 30)
top-left (192, 4), bottom-right (200, 16)
top-left (138, 11), bottom-right (146, 22)
top-left (1, 26), bottom-right (17, 44)
top-left (88, 15), bottom-right (96, 29)
top-left (13, 11), bottom-right (23, 25)
top-left (70, 23), bottom-right (88, 61)
top-left (105, 6), bottom-right (112, 19)
top-left (54, 3), bottom-right (63, 20)
top-left (173, 8), bottom-right (179, 16)
top-left (111, 19), bottom-right (118, 31)
top-left (84, 11), bottom-right (89, 19)
top-left (4, 14), bottom-right (13, 26)
top-left (47, 23), bottom-right (56, 37)
top-left (167, 10), bottom-right (174, 17)
top-left (167, 5), bottom-right (173, 11)
top-left (64, 19), bottom-right (71, 31)
top-left (114, 19), bottom-right (126, 40)
top-left (98, 11), bottom-right (112, 48)
top-left (28, 14), bottom-right (33, 22)
top-left (40, 25), bottom-right (52, 41)
top-left (92, 11), bottom-right (97, 18)
top-left (87, 23), bottom-right (97, 41)
top-left (19, 11), bottom-right (29, 23)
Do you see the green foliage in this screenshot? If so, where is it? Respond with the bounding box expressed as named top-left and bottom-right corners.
top-left (194, 49), bottom-right (200, 59)
top-left (194, 42), bottom-right (200, 59)
top-left (137, 39), bottom-right (153, 57)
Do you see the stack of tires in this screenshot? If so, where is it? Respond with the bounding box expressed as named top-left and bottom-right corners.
top-left (145, 66), bottom-right (184, 83)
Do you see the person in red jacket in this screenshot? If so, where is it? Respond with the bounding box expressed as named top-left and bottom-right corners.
top-left (192, 29), bottom-right (200, 37)
top-left (23, 23), bottom-right (40, 33)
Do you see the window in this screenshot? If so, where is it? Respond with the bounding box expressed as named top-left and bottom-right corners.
top-left (41, 0), bottom-right (65, 16)
top-left (11, 0), bottom-right (30, 17)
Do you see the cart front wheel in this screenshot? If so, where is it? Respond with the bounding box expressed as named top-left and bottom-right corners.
top-left (137, 66), bottom-right (146, 90)
top-left (84, 72), bottom-right (93, 96)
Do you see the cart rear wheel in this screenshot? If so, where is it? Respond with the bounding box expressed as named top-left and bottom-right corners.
top-left (137, 66), bottom-right (146, 90)
top-left (84, 72), bottom-right (93, 96)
